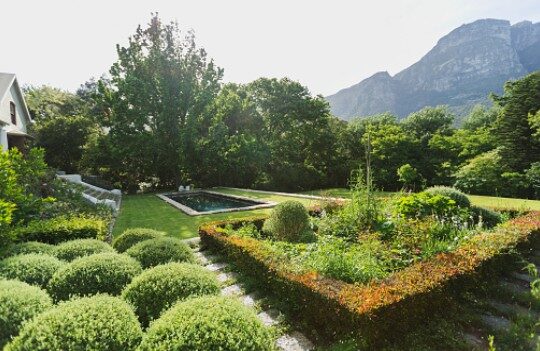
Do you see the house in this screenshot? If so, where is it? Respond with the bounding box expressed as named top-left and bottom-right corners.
top-left (0, 72), bottom-right (33, 151)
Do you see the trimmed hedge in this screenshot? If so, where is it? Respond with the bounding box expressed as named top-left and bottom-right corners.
top-left (54, 238), bottom-right (114, 261)
top-left (0, 241), bottom-right (54, 259)
top-left (139, 296), bottom-right (274, 351)
top-left (113, 228), bottom-right (165, 253)
top-left (5, 294), bottom-right (143, 351)
top-left (126, 237), bottom-right (195, 268)
top-left (122, 262), bottom-right (220, 326)
top-left (471, 205), bottom-right (502, 228)
top-left (13, 216), bottom-right (107, 244)
top-left (200, 211), bottom-right (540, 346)
top-left (47, 252), bottom-right (142, 301)
top-left (0, 254), bottom-right (64, 288)
top-left (0, 279), bottom-right (53, 348)
top-left (262, 200), bottom-right (311, 242)
top-left (422, 186), bottom-right (471, 208)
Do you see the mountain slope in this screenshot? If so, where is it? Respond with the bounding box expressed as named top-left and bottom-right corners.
top-left (327, 19), bottom-right (540, 120)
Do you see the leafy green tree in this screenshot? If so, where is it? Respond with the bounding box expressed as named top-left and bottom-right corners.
top-left (96, 14), bottom-right (223, 189)
top-left (493, 71), bottom-right (540, 171)
top-left (454, 149), bottom-right (506, 196)
top-left (526, 162), bottom-right (540, 199)
top-left (530, 110), bottom-right (540, 142)
top-left (397, 164), bottom-right (422, 191)
top-left (34, 116), bottom-right (95, 173)
top-left (402, 106), bottom-right (454, 139)
top-left (24, 86), bottom-right (86, 120)
top-left (462, 104), bottom-right (498, 131)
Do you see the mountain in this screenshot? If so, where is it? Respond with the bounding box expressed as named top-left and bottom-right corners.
top-left (326, 19), bottom-right (540, 120)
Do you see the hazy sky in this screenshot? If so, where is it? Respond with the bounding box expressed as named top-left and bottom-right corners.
top-left (2, 0), bottom-right (539, 96)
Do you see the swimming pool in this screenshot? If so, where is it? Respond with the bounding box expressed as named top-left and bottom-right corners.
top-left (157, 191), bottom-right (275, 216)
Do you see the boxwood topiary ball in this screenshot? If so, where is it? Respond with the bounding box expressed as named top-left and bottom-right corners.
top-left (122, 262), bottom-right (220, 326)
top-left (0, 279), bottom-right (53, 348)
top-left (139, 296), bottom-right (274, 351)
top-left (0, 254), bottom-right (65, 288)
top-left (0, 241), bottom-right (55, 259)
top-left (54, 238), bottom-right (115, 261)
top-left (262, 200), bottom-right (311, 242)
top-left (125, 237), bottom-right (195, 268)
top-left (423, 186), bottom-right (471, 208)
top-left (5, 294), bottom-right (143, 351)
top-left (112, 228), bottom-right (165, 253)
top-left (47, 252), bottom-right (142, 302)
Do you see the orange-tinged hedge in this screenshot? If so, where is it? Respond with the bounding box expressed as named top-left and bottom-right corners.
top-left (200, 212), bottom-right (540, 345)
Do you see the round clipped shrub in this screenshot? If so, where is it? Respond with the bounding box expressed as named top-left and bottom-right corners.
top-left (54, 238), bottom-right (114, 261)
top-left (262, 200), bottom-right (311, 242)
top-left (139, 296), bottom-right (274, 351)
top-left (113, 228), bottom-right (165, 253)
top-left (0, 279), bottom-right (53, 348)
top-left (5, 294), bottom-right (143, 351)
top-left (0, 241), bottom-right (54, 259)
top-left (471, 205), bottom-right (502, 228)
top-left (0, 254), bottom-right (64, 288)
top-left (47, 252), bottom-right (142, 301)
top-left (125, 237), bottom-right (195, 268)
top-left (423, 186), bottom-right (471, 208)
top-left (122, 263), bottom-right (220, 326)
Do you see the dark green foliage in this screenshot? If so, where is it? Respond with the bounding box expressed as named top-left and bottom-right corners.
top-left (0, 254), bottom-right (64, 288)
top-left (112, 228), bottom-right (165, 253)
top-left (493, 71), bottom-right (540, 172)
top-left (47, 253), bottom-right (142, 301)
top-left (422, 186), bottom-right (471, 208)
top-left (13, 216), bottom-right (106, 244)
top-left (0, 279), bottom-right (53, 348)
top-left (125, 237), bottom-right (195, 268)
top-left (470, 205), bottom-right (502, 228)
top-left (122, 263), bottom-right (220, 326)
top-left (138, 296), bottom-right (274, 351)
top-left (454, 150), bottom-right (506, 195)
top-left (0, 241), bottom-right (54, 259)
top-left (53, 238), bottom-right (114, 261)
top-left (262, 200), bottom-right (312, 242)
top-left (5, 294), bottom-right (143, 351)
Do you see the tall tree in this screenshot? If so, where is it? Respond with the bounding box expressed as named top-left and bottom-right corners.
top-left (493, 71), bottom-right (540, 171)
top-left (97, 14), bottom-right (223, 189)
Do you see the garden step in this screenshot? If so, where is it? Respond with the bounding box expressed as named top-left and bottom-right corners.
top-left (510, 271), bottom-right (534, 284)
top-left (258, 309), bottom-right (281, 326)
top-left (207, 262), bottom-right (228, 272)
top-left (182, 237), bottom-right (200, 248)
top-left (276, 331), bottom-right (315, 351)
top-left (462, 332), bottom-right (486, 350)
top-left (242, 292), bottom-right (261, 307)
top-left (217, 271), bottom-right (239, 283)
top-left (221, 283), bottom-right (244, 296)
top-left (479, 314), bottom-right (512, 331)
top-left (497, 279), bottom-right (530, 296)
top-left (487, 300), bottom-right (537, 320)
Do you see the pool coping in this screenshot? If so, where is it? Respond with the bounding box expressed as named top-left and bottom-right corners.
top-left (156, 190), bottom-right (277, 216)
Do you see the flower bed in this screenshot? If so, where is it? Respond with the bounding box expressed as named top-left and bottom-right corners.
top-left (199, 211), bottom-right (540, 346)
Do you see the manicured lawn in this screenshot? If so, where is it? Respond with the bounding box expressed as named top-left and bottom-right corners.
top-left (302, 188), bottom-right (540, 210)
top-left (112, 188), bottom-right (318, 239)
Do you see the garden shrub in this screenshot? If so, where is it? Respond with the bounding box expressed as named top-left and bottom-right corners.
top-left (13, 216), bottom-right (106, 244)
top-left (0, 241), bottom-right (54, 259)
top-left (0, 254), bottom-right (64, 288)
top-left (0, 279), bottom-right (53, 348)
top-left (471, 205), bottom-right (502, 228)
top-left (125, 237), bottom-right (195, 268)
top-left (112, 228), bottom-right (165, 252)
top-left (54, 238), bottom-right (114, 261)
top-left (423, 186), bottom-right (471, 208)
top-left (5, 294), bottom-right (143, 351)
top-left (47, 252), bottom-right (142, 301)
top-left (262, 200), bottom-right (312, 242)
top-left (122, 262), bottom-right (220, 326)
top-left (394, 192), bottom-right (458, 218)
top-left (139, 296), bottom-right (274, 351)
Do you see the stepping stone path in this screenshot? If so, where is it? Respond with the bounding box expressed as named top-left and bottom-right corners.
top-left (186, 240), bottom-right (314, 351)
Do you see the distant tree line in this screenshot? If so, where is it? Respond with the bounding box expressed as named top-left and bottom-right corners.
top-left (23, 14), bottom-right (540, 199)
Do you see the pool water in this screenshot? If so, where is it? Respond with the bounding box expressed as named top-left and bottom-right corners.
top-left (166, 192), bottom-right (263, 213)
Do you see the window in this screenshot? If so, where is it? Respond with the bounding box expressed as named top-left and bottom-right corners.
top-left (10, 102), bottom-right (16, 125)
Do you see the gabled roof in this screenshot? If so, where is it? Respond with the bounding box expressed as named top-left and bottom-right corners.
top-left (0, 72), bottom-right (33, 124)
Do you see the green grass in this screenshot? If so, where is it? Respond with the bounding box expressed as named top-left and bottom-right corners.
top-left (112, 188), bottom-right (318, 239)
top-left (302, 188), bottom-right (540, 211)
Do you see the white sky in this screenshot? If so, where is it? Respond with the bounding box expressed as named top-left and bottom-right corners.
top-left (2, 0), bottom-right (539, 96)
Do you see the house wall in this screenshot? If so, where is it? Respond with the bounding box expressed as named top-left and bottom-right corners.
top-left (0, 85), bottom-right (29, 133)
